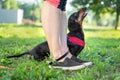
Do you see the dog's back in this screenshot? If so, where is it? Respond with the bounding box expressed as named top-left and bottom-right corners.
top-left (7, 41), bottom-right (50, 61)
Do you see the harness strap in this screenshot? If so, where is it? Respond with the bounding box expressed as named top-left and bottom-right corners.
top-left (68, 36), bottom-right (85, 47)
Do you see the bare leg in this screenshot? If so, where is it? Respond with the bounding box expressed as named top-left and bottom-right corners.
top-left (59, 12), bottom-right (67, 51)
top-left (41, 1), bottom-right (72, 61)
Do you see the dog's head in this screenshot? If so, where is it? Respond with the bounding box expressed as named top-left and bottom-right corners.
top-left (68, 7), bottom-right (87, 31)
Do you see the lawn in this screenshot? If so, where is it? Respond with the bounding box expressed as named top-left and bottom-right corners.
top-left (0, 24), bottom-right (120, 80)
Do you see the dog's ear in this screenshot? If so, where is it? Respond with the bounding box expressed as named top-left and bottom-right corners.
top-left (68, 12), bottom-right (79, 23)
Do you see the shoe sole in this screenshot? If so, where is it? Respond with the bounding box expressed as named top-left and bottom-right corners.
top-left (49, 65), bottom-right (86, 70)
top-left (83, 62), bottom-right (93, 67)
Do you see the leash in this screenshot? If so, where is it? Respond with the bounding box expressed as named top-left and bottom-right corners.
top-left (0, 65), bottom-right (14, 70)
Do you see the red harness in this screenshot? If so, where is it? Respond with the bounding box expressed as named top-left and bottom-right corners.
top-left (67, 36), bottom-right (85, 47)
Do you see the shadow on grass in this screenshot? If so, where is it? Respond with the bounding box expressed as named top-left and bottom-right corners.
top-left (86, 37), bottom-right (120, 48)
top-left (0, 36), bottom-right (120, 54)
top-left (0, 36), bottom-right (47, 65)
top-left (0, 36), bottom-right (120, 80)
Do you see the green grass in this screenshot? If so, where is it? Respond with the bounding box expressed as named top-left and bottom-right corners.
top-left (0, 24), bottom-right (120, 80)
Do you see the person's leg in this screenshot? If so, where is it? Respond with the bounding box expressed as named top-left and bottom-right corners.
top-left (59, 11), bottom-right (71, 57)
top-left (41, 0), bottom-right (89, 70)
top-left (41, 1), bottom-right (71, 61)
top-left (58, 9), bottom-right (73, 61)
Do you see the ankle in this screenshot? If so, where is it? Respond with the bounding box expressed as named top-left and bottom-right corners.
top-left (52, 48), bottom-right (68, 59)
top-left (53, 50), bottom-right (72, 62)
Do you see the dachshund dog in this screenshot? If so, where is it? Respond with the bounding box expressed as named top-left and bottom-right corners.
top-left (7, 7), bottom-right (87, 61)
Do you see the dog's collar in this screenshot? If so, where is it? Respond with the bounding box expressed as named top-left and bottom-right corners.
top-left (67, 36), bottom-right (85, 47)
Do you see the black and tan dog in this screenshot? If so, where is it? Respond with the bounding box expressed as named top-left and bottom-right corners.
top-left (7, 7), bottom-right (87, 61)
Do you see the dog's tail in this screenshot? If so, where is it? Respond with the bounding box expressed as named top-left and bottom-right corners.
top-left (7, 52), bottom-right (29, 58)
